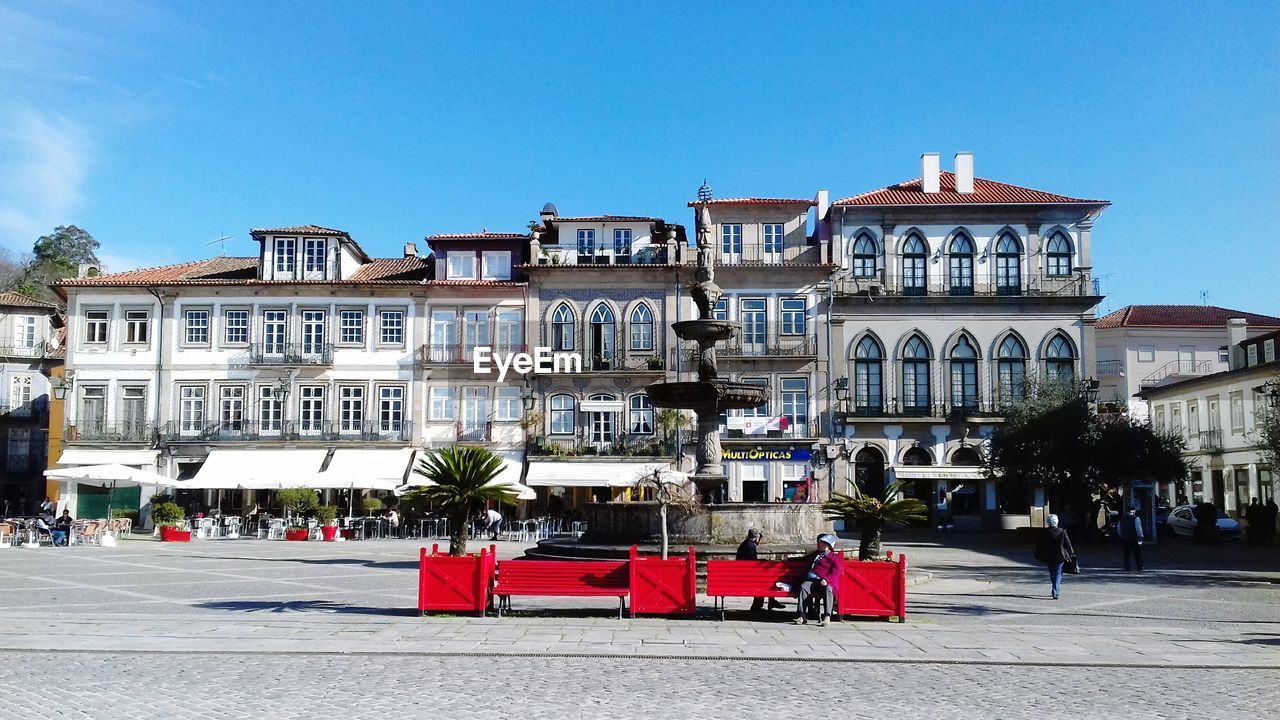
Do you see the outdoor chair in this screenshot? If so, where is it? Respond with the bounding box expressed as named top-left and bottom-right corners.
top-left (266, 518), bottom-right (285, 540)
top-left (0, 521), bottom-right (14, 547)
top-left (80, 521), bottom-right (101, 546)
top-left (223, 517), bottom-right (240, 539)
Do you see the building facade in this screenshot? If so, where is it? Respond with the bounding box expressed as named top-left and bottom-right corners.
top-left (0, 292), bottom-right (62, 515)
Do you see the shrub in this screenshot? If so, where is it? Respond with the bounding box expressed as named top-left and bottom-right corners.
top-left (151, 502), bottom-right (185, 529)
top-left (277, 488), bottom-right (319, 528)
top-left (361, 496), bottom-right (384, 514)
top-left (316, 505), bottom-right (338, 525)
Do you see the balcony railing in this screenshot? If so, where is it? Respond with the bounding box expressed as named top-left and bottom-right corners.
top-left (537, 245), bottom-right (671, 266)
top-left (834, 272), bottom-right (1100, 299)
top-left (1096, 360), bottom-right (1123, 377)
top-left (721, 418), bottom-right (820, 440)
top-left (0, 341), bottom-right (53, 359)
top-left (455, 420), bottom-right (492, 443)
top-left (530, 435), bottom-right (677, 457)
top-left (418, 343), bottom-right (527, 366)
top-left (716, 244), bottom-right (823, 267)
top-left (1140, 359), bottom-right (1214, 389)
top-left (1198, 429), bottom-right (1224, 453)
top-left (66, 422), bottom-right (156, 443)
top-left (673, 336), bottom-right (817, 365)
top-left (161, 420), bottom-right (412, 443)
top-left (247, 342), bottom-right (334, 366)
top-left (838, 397), bottom-right (1008, 421)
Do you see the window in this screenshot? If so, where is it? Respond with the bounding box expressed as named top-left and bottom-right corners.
top-left (379, 310), bottom-right (404, 345)
top-left (1266, 339), bottom-right (1276, 363)
top-left (9, 375), bottom-right (31, 412)
top-left (851, 234), bottom-right (877, 277)
top-left (263, 310), bottom-right (287, 354)
top-left (854, 336), bottom-right (883, 414)
top-left (950, 335), bottom-right (979, 411)
top-left (80, 386), bottom-right (106, 432)
top-left (551, 304), bottom-right (575, 351)
top-left (258, 386), bottom-right (283, 433)
top-left (1230, 391), bottom-right (1245, 431)
top-left (463, 310), bottom-right (489, 352)
top-left (460, 386), bottom-right (489, 440)
top-left (995, 233), bottom-right (1022, 295)
top-left (902, 234), bottom-right (928, 296)
top-left (780, 298), bottom-right (805, 336)
top-left (1045, 334), bottom-right (1076, 384)
top-left (429, 386), bottom-right (455, 421)
top-left (224, 310), bottom-right (249, 345)
top-left (780, 378), bottom-right (808, 434)
top-left (721, 223), bottom-right (743, 262)
top-left (1171, 404), bottom-right (1183, 435)
top-left (179, 386), bottom-right (205, 435)
top-left (378, 386), bottom-right (404, 431)
top-left (85, 310), bottom-right (108, 344)
top-left (629, 394), bottom-right (654, 434)
top-left (1247, 344), bottom-right (1259, 366)
top-left (184, 310), bottom-right (210, 345)
top-left (743, 377), bottom-right (770, 419)
top-left (430, 310), bottom-right (457, 361)
top-left (997, 335), bottom-right (1027, 404)
top-left (219, 386), bottom-right (245, 431)
top-left (120, 386), bottom-right (146, 435)
top-left (576, 229), bottom-right (597, 261)
top-left (495, 386), bottom-right (522, 422)
top-left (902, 334), bottom-right (931, 415)
top-left (299, 386), bottom-right (325, 434)
top-left (446, 252), bottom-right (476, 279)
top-left (1153, 406), bottom-right (1165, 433)
top-left (740, 299), bottom-right (767, 354)
top-left (588, 393), bottom-right (616, 445)
top-left (613, 228), bottom-right (632, 258)
top-left (339, 386), bottom-right (364, 432)
top-left (495, 309), bottom-right (522, 351)
top-left (301, 310), bottom-right (326, 353)
top-left (763, 223), bottom-right (784, 263)
top-left (482, 251), bottom-right (512, 280)
top-left (948, 234), bottom-right (975, 296)
top-left (274, 238), bottom-right (296, 275)
top-left (339, 310), bottom-right (364, 345)
top-left (1138, 346), bottom-right (1156, 363)
top-left (629, 304), bottom-right (654, 351)
top-left (304, 238), bottom-right (326, 275)
top-left (589, 304), bottom-right (616, 370)
top-left (1045, 232), bottom-right (1073, 276)
top-left (712, 298), bottom-right (728, 321)
top-left (549, 394), bottom-right (575, 435)
top-left (14, 315), bottom-right (37, 349)
top-left (125, 310), bottom-right (149, 344)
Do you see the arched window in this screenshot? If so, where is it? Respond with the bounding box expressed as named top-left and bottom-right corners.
top-left (951, 447), bottom-right (982, 466)
top-left (901, 334), bottom-right (931, 415)
top-left (629, 304), bottom-right (654, 352)
top-left (902, 446), bottom-right (932, 466)
top-left (948, 233), bottom-right (975, 296)
top-left (995, 233), bottom-right (1022, 295)
top-left (950, 335), bottom-right (979, 412)
top-left (853, 336), bottom-right (883, 415)
top-left (550, 305), bottom-right (574, 351)
top-left (549, 394), bottom-right (575, 435)
top-left (854, 446), bottom-right (886, 497)
top-left (851, 234), bottom-right (877, 278)
top-left (1045, 334), bottom-right (1076, 384)
top-left (589, 305), bottom-right (616, 370)
top-left (588, 392), bottom-right (616, 445)
top-left (902, 234), bottom-right (928, 296)
top-left (629, 394), bottom-right (654, 434)
top-left (997, 335), bottom-right (1028, 404)
top-left (1046, 232), bottom-right (1073, 277)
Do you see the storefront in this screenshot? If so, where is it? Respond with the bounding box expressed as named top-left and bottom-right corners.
top-left (723, 445), bottom-right (814, 503)
top-left (524, 459), bottom-right (682, 512)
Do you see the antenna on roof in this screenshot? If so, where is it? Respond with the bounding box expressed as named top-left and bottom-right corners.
top-left (206, 234), bottom-right (233, 257)
top-left (1200, 290), bottom-right (1209, 306)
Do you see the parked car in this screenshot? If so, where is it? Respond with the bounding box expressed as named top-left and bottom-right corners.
top-left (1164, 505), bottom-right (1241, 540)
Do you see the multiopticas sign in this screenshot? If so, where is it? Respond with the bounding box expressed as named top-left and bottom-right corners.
top-left (472, 346), bottom-right (583, 381)
top-left (723, 447), bottom-right (813, 462)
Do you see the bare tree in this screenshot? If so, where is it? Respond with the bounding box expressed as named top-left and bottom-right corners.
top-left (0, 247), bottom-right (32, 293)
top-left (633, 468), bottom-right (699, 559)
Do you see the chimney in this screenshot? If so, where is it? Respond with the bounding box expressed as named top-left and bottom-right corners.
top-left (814, 189), bottom-right (830, 242)
top-left (921, 153), bottom-right (940, 194)
top-left (1227, 318), bottom-right (1248, 369)
top-left (403, 242), bottom-right (418, 258)
top-left (540, 202), bottom-right (558, 224)
top-left (954, 151), bottom-right (974, 194)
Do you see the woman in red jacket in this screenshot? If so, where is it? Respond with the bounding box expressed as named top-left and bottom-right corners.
top-left (794, 533), bottom-right (843, 626)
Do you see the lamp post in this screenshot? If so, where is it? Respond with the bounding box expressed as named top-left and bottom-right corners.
top-left (520, 376), bottom-right (536, 453)
top-left (51, 375), bottom-right (73, 401)
top-left (1081, 377), bottom-right (1100, 405)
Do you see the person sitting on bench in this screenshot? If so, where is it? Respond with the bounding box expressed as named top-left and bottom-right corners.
top-left (736, 529), bottom-right (786, 613)
top-left (794, 533), bottom-right (843, 627)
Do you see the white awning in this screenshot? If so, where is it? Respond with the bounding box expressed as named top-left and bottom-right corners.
top-left (311, 448), bottom-right (415, 491)
top-left (526, 460), bottom-right (683, 488)
top-left (892, 466), bottom-right (988, 481)
top-left (57, 449), bottom-right (159, 467)
top-left (396, 450), bottom-right (536, 500)
top-left (182, 449), bottom-right (330, 489)
top-left (44, 463), bottom-right (179, 488)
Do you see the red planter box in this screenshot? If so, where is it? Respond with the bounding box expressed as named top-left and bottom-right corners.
top-left (285, 529), bottom-right (310, 541)
top-left (629, 545), bottom-right (697, 617)
top-left (320, 525), bottom-right (339, 541)
top-left (418, 544), bottom-right (496, 616)
top-left (159, 526), bottom-right (191, 543)
top-left (837, 552), bottom-right (907, 621)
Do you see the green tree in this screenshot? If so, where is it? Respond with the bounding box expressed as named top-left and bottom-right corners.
top-left (1254, 381), bottom-right (1280, 471)
top-left (276, 488), bottom-right (319, 528)
top-left (33, 225), bottom-right (100, 278)
top-left (822, 482), bottom-right (928, 560)
top-left (404, 447), bottom-right (518, 555)
top-left (655, 408), bottom-right (690, 450)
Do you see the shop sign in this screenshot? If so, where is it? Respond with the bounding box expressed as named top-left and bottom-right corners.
top-left (723, 446), bottom-right (811, 462)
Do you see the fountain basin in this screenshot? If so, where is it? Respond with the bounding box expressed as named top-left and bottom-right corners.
top-left (672, 319), bottom-right (738, 344)
top-left (645, 380), bottom-right (770, 412)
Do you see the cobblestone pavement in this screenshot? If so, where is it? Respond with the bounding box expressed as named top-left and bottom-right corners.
top-left (1, 652), bottom-right (1275, 719)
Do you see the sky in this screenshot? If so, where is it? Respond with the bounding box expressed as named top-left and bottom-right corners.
top-left (0, 1), bottom-right (1277, 315)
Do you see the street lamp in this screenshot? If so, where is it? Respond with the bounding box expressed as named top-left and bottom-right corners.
top-left (1081, 377), bottom-right (1100, 404)
top-left (521, 376), bottom-right (536, 412)
top-left (51, 375), bottom-right (73, 401)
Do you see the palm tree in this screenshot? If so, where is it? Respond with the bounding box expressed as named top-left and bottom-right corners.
top-left (406, 447), bottom-right (519, 556)
top-left (821, 482), bottom-right (927, 560)
top-left (655, 408), bottom-right (690, 451)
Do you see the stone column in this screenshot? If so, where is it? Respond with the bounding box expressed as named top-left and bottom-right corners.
top-left (1026, 222), bottom-right (1042, 283)
top-left (881, 223), bottom-right (895, 285)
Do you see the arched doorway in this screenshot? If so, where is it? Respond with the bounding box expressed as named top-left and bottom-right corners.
top-left (854, 446), bottom-right (885, 498)
top-left (949, 446), bottom-right (984, 517)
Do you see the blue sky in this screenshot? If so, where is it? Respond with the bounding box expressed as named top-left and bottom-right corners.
top-left (1, 1), bottom-right (1276, 314)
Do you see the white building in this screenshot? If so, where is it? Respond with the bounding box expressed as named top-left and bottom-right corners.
top-left (1095, 305), bottom-right (1280, 419)
top-left (825, 152), bottom-right (1109, 530)
top-left (1142, 327), bottom-right (1279, 515)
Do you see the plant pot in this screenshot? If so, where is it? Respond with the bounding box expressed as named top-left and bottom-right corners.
top-left (160, 527), bottom-right (191, 543)
top-left (285, 529), bottom-right (310, 541)
top-left (320, 525), bottom-right (339, 542)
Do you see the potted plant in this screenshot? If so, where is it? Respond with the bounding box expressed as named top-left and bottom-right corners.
top-left (317, 505), bottom-right (339, 541)
top-left (152, 502), bottom-right (189, 542)
top-left (821, 482), bottom-right (928, 560)
top-left (401, 446), bottom-right (519, 556)
top-left (646, 355), bottom-right (664, 370)
top-left (277, 487), bottom-right (319, 541)
top-left (361, 496), bottom-right (384, 516)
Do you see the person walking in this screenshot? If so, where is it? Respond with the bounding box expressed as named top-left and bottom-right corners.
top-left (1035, 514), bottom-right (1074, 600)
top-left (1245, 498), bottom-right (1262, 545)
top-left (794, 533), bottom-right (843, 626)
top-left (737, 529), bottom-right (785, 613)
top-left (1117, 505), bottom-right (1145, 571)
top-left (1265, 497), bottom-right (1279, 545)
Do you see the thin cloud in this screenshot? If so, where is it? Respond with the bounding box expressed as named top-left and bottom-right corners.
top-left (0, 108), bottom-right (90, 249)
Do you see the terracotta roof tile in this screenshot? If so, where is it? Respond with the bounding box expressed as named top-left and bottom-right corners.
top-left (349, 257), bottom-right (430, 282)
top-left (424, 279), bottom-right (527, 287)
top-left (833, 171), bottom-right (1108, 207)
top-left (549, 215), bottom-right (661, 223)
top-left (688, 198), bottom-right (816, 207)
top-left (426, 232), bottom-right (528, 241)
top-left (250, 225), bottom-right (349, 237)
top-left (0, 291), bottom-right (60, 310)
top-left (1096, 305), bottom-right (1280, 330)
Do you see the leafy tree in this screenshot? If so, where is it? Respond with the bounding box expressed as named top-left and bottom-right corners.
top-left (1254, 380), bottom-right (1280, 471)
top-left (33, 225), bottom-right (100, 278)
top-left (822, 482), bottom-right (928, 560)
top-left (655, 408), bottom-right (691, 450)
top-left (277, 487), bottom-right (319, 528)
top-left (404, 447), bottom-right (518, 555)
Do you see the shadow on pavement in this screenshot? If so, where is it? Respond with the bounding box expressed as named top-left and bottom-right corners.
top-left (195, 599), bottom-right (413, 616)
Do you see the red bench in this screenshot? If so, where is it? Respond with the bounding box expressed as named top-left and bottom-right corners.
top-left (705, 559), bottom-right (806, 620)
top-left (494, 559), bottom-right (630, 618)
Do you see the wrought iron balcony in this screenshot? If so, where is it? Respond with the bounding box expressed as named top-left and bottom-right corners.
top-left (673, 336), bottom-right (817, 365)
top-left (1096, 360), bottom-right (1123, 377)
top-left (0, 341), bottom-right (54, 359)
top-left (247, 342), bottom-right (334, 366)
top-left (455, 420), bottom-right (492, 443)
top-left (530, 434), bottom-right (676, 457)
top-left (837, 397), bottom-right (1007, 421)
top-left (1198, 429), bottom-right (1224, 453)
top-left (65, 422), bottom-right (156, 443)
top-left (418, 343), bottom-right (527, 367)
top-left (161, 420), bottom-right (412, 443)
top-left (536, 245), bottom-right (671, 266)
top-left (721, 418), bottom-right (819, 440)
top-left (835, 272), bottom-right (1100, 299)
